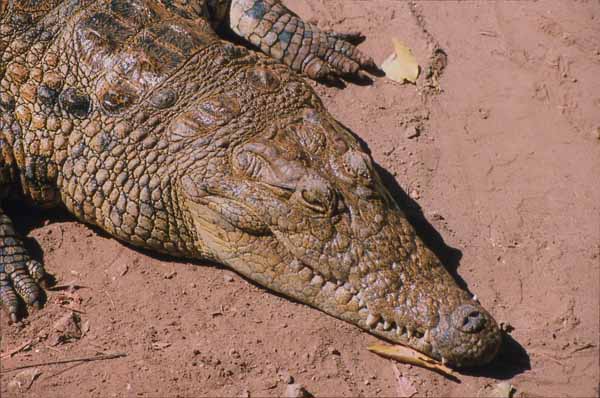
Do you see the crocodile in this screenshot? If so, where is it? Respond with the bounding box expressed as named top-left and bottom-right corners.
top-left (0, 0), bottom-right (501, 367)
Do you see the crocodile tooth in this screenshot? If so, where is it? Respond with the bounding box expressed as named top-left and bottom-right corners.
top-left (407, 328), bottom-right (413, 338)
top-left (358, 298), bottom-right (366, 308)
top-left (424, 329), bottom-right (431, 342)
top-left (383, 320), bottom-right (392, 330)
top-left (421, 341), bottom-right (432, 352)
top-left (366, 313), bottom-right (380, 328)
top-left (441, 357), bottom-right (448, 366)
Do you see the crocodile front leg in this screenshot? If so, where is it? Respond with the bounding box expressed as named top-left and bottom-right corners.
top-left (0, 208), bottom-right (46, 322)
top-left (224, 0), bottom-right (377, 81)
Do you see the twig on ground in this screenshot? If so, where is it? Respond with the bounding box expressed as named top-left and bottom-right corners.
top-left (0, 340), bottom-right (35, 359)
top-left (479, 30), bottom-right (498, 37)
top-left (572, 343), bottom-right (596, 354)
top-left (45, 361), bottom-right (86, 380)
top-left (44, 345), bottom-right (63, 354)
top-left (102, 290), bottom-right (116, 310)
top-left (47, 282), bottom-right (89, 291)
top-left (59, 304), bottom-right (86, 314)
top-left (0, 352), bottom-right (127, 373)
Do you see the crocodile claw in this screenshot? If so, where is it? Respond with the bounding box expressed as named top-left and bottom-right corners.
top-left (0, 214), bottom-right (47, 323)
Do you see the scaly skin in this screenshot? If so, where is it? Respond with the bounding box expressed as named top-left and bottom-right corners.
top-left (0, 0), bottom-right (501, 367)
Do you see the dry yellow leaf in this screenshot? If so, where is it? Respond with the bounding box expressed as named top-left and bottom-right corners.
top-left (381, 38), bottom-right (420, 83)
top-left (367, 343), bottom-right (460, 380)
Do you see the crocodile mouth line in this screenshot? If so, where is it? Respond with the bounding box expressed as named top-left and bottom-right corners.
top-left (287, 254), bottom-right (436, 356)
top-left (192, 197), bottom-right (438, 358)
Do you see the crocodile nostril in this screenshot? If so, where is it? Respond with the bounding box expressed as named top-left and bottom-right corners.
top-left (461, 310), bottom-right (485, 333)
top-left (452, 304), bottom-right (487, 334)
top-left (296, 175), bottom-right (336, 214)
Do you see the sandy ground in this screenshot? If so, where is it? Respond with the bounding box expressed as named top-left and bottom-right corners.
top-left (1, 1), bottom-right (599, 397)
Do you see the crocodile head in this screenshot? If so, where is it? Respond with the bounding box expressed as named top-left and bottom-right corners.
top-left (181, 107), bottom-right (501, 367)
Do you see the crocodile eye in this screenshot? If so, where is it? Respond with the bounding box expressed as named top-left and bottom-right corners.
top-left (233, 150), bottom-right (264, 179)
top-left (296, 175), bottom-right (336, 214)
top-left (300, 189), bottom-right (326, 213)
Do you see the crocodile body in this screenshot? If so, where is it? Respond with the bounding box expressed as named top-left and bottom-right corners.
top-left (0, 0), bottom-right (501, 367)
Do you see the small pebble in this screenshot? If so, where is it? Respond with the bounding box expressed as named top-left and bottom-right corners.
top-left (117, 263), bottom-right (128, 277)
top-left (430, 212), bottom-right (445, 221)
top-left (285, 383), bottom-right (310, 398)
top-left (164, 271), bottom-right (176, 279)
top-left (410, 189), bottom-right (421, 200)
top-left (7, 368), bottom-right (41, 393)
top-left (405, 125), bottom-right (420, 139)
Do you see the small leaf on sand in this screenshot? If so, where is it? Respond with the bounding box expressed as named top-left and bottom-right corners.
top-left (367, 343), bottom-right (459, 380)
top-left (381, 38), bottom-right (420, 83)
top-left (7, 368), bottom-right (41, 393)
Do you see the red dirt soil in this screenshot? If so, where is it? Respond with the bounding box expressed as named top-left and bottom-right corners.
top-left (1, 1), bottom-right (599, 397)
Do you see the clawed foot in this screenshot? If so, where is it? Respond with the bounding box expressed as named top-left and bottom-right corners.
top-left (298, 28), bottom-right (381, 84)
top-left (229, 0), bottom-right (381, 84)
top-left (0, 246), bottom-right (48, 323)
